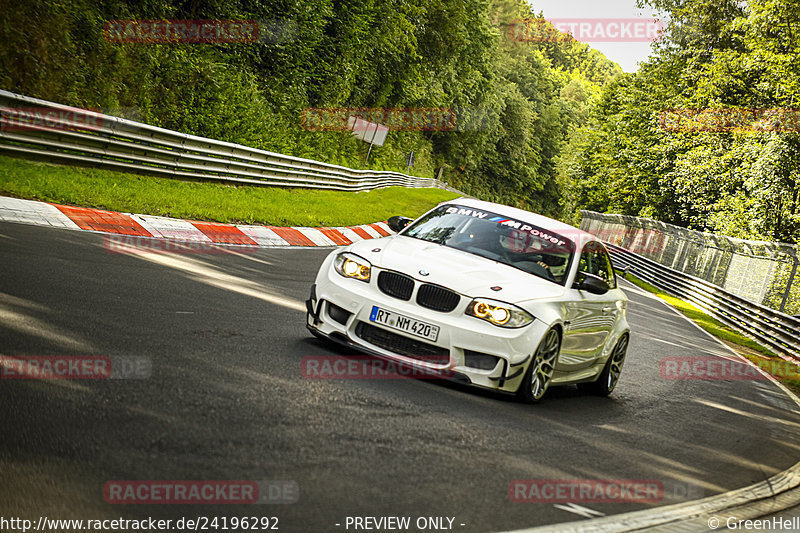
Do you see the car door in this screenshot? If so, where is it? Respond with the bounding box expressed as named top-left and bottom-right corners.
top-left (558, 241), bottom-right (619, 372)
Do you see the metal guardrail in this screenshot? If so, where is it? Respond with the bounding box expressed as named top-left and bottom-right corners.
top-left (581, 210), bottom-right (800, 315)
top-left (606, 242), bottom-right (800, 362)
top-left (0, 90), bottom-right (465, 194)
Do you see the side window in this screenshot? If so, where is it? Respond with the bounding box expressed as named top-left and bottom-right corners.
top-left (597, 247), bottom-right (617, 288)
top-left (577, 242), bottom-right (617, 288)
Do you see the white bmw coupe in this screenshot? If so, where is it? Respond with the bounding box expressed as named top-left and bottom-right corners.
top-left (306, 198), bottom-right (630, 403)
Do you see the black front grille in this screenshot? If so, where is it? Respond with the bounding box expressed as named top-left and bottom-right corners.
top-left (377, 270), bottom-right (415, 301)
top-left (416, 283), bottom-right (461, 312)
top-left (355, 322), bottom-right (449, 363)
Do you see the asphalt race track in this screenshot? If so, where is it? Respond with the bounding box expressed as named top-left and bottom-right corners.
top-left (2, 221), bottom-right (800, 532)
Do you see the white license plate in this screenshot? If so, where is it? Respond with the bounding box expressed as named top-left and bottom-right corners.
top-left (369, 306), bottom-right (440, 342)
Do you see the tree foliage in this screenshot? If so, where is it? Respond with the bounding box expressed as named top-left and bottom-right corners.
top-left (0, 0), bottom-right (621, 217)
top-left (559, 0), bottom-right (800, 243)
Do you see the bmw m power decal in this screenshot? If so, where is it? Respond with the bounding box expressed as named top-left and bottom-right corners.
top-left (445, 205), bottom-right (569, 247)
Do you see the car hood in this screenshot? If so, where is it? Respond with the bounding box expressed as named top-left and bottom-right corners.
top-left (347, 236), bottom-right (567, 302)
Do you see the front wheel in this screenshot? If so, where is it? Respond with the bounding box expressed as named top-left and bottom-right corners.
top-left (518, 328), bottom-right (561, 404)
top-left (582, 333), bottom-right (628, 396)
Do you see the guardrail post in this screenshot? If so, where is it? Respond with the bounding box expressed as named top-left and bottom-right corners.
top-left (779, 258), bottom-right (798, 314)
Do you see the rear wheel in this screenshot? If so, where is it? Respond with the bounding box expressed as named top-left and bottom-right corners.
top-left (582, 334), bottom-right (628, 396)
top-left (518, 328), bottom-right (561, 404)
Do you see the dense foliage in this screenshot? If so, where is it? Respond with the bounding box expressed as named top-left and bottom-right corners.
top-left (559, 0), bottom-right (800, 243)
top-left (0, 0), bottom-right (621, 217)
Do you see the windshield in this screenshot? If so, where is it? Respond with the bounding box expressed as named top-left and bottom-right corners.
top-left (403, 204), bottom-right (575, 285)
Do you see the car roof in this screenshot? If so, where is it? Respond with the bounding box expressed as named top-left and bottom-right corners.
top-left (440, 197), bottom-right (598, 248)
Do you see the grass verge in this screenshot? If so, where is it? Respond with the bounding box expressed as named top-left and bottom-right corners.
top-left (0, 155), bottom-right (459, 227)
top-left (624, 273), bottom-right (800, 395)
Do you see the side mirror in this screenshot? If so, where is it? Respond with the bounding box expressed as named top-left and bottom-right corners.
top-left (575, 273), bottom-right (610, 295)
top-left (388, 216), bottom-right (413, 233)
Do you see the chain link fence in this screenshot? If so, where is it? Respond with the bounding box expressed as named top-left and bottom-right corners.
top-left (580, 211), bottom-right (800, 316)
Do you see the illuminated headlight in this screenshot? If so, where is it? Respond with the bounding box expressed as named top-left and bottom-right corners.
top-left (466, 298), bottom-right (533, 328)
top-left (334, 252), bottom-right (371, 282)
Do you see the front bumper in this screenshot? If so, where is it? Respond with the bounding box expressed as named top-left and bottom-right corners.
top-left (306, 260), bottom-right (550, 394)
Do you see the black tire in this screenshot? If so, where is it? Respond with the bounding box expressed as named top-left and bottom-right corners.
top-left (582, 334), bottom-right (628, 396)
top-left (517, 328), bottom-right (561, 404)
